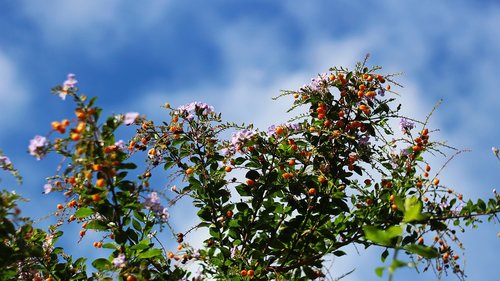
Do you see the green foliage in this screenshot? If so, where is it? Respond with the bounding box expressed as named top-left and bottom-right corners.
top-left (0, 60), bottom-right (499, 280)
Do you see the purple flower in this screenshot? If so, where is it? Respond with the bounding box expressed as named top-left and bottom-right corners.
top-left (306, 73), bottom-right (329, 91)
top-left (123, 112), bottom-right (139, 125)
top-left (359, 135), bottom-right (370, 146)
top-left (58, 73), bottom-right (78, 100)
top-left (176, 102), bottom-right (215, 119)
top-left (377, 88), bottom-right (386, 97)
top-left (28, 135), bottom-right (48, 160)
top-left (63, 73), bottom-right (78, 88)
top-left (0, 155), bottom-right (11, 167)
top-left (143, 192), bottom-right (169, 222)
top-left (399, 118), bottom-right (415, 133)
top-left (114, 140), bottom-right (125, 151)
top-left (44, 183), bottom-right (53, 194)
top-left (112, 253), bottom-right (126, 268)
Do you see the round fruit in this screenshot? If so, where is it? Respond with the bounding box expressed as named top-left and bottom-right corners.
top-left (308, 188), bottom-right (317, 196)
top-left (224, 166), bottom-right (232, 172)
top-left (241, 270), bottom-right (247, 277)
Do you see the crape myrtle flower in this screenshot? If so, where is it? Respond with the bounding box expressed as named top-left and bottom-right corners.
top-left (112, 253), bottom-right (126, 268)
top-left (224, 129), bottom-right (257, 155)
top-left (143, 192), bottom-right (169, 222)
top-left (114, 140), bottom-right (125, 151)
top-left (43, 183), bottom-right (53, 194)
top-left (175, 101), bottom-right (215, 120)
top-left (28, 135), bottom-right (48, 160)
top-left (0, 155), bottom-right (11, 168)
top-left (267, 122), bottom-right (302, 137)
top-left (304, 73), bottom-right (329, 92)
top-left (123, 112), bottom-right (140, 125)
top-left (58, 73), bottom-right (78, 100)
top-left (399, 118), bottom-right (415, 133)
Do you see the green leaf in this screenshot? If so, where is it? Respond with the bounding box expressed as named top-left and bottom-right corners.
top-left (92, 258), bottom-right (112, 271)
top-left (363, 225), bottom-right (402, 246)
top-left (138, 248), bottom-right (162, 259)
top-left (381, 249), bottom-right (389, 262)
top-left (405, 244), bottom-right (439, 259)
top-left (403, 196), bottom-right (428, 222)
top-left (75, 207), bottom-right (94, 218)
top-left (375, 266), bottom-right (385, 277)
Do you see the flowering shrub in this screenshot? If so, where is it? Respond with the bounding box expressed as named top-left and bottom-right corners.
top-left (0, 60), bottom-right (499, 281)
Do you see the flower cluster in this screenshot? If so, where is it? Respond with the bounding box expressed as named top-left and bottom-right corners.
top-left (0, 155), bottom-right (11, 168)
top-left (143, 192), bottom-right (169, 222)
top-left (112, 253), bottom-right (126, 268)
top-left (175, 102), bottom-right (215, 120)
top-left (28, 135), bottom-right (48, 160)
top-left (266, 122), bottom-right (301, 137)
top-left (301, 73), bottom-right (329, 92)
top-left (399, 118), bottom-right (415, 133)
top-left (58, 73), bottom-right (78, 100)
top-left (223, 129), bottom-right (257, 155)
top-left (123, 112), bottom-right (140, 125)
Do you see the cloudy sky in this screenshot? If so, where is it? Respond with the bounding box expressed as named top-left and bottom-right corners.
top-left (1, 1), bottom-right (499, 280)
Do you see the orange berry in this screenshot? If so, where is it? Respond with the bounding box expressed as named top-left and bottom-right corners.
top-left (308, 188), bottom-right (317, 196)
top-left (126, 275), bottom-right (137, 281)
top-left (338, 110), bottom-right (345, 118)
top-left (318, 175), bottom-right (327, 184)
top-left (458, 194), bottom-right (463, 200)
top-left (246, 179), bottom-right (255, 186)
top-left (45, 278), bottom-right (53, 281)
top-left (309, 126), bottom-right (316, 133)
top-left (422, 128), bottom-right (429, 136)
top-left (247, 269), bottom-right (254, 277)
top-left (57, 204), bottom-right (64, 210)
top-left (290, 143), bottom-right (298, 151)
top-left (177, 244), bottom-right (183, 251)
top-left (317, 113), bottom-right (326, 120)
top-left (75, 122), bottom-right (86, 133)
top-left (323, 119), bottom-right (332, 127)
top-left (241, 270), bottom-right (247, 277)
top-left (329, 74), bottom-right (335, 81)
top-left (389, 194), bottom-right (395, 202)
top-left (275, 126), bottom-right (284, 135)
top-left (423, 172), bottom-right (429, 178)
top-left (432, 178), bottom-right (440, 185)
top-left (425, 164), bottom-right (431, 172)
top-left (288, 159), bottom-right (296, 166)
top-left (418, 237), bottom-right (424, 244)
top-left (224, 166), bottom-right (232, 172)
top-left (226, 210), bottom-right (234, 218)
top-left (185, 168), bottom-right (194, 175)
top-left (391, 204), bottom-right (398, 211)
top-left (70, 133), bottom-right (81, 141)
top-left (96, 178), bottom-right (106, 187)
top-left (416, 181), bottom-right (423, 188)
top-left (80, 230), bottom-right (86, 237)
top-left (92, 164), bottom-right (103, 171)
top-left (453, 255), bottom-right (459, 260)
top-left (91, 194), bottom-right (101, 202)
top-left (51, 121), bottom-right (61, 130)
top-left (167, 251), bottom-right (175, 259)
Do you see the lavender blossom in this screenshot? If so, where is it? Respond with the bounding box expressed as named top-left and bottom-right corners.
top-left (143, 192), bottom-right (169, 222)
top-left (399, 118), bottom-right (415, 133)
top-left (63, 73), bottom-right (78, 88)
top-left (306, 73), bottom-right (329, 91)
top-left (28, 135), bottom-right (48, 160)
top-left (112, 253), bottom-right (126, 268)
top-left (0, 155), bottom-right (11, 167)
top-left (44, 183), bottom-right (53, 194)
top-left (123, 112), bottom-right (139, 125)
top-left (176, 101), bottom-right (215, 120)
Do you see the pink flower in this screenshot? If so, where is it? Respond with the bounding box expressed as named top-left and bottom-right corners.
top-left (58, 73), bottom-right (78, 100)
top-left (112, 253), bottom-right (126, 268)
top-left (44, 183), bottom-right (53, 194)
top-left (28, 135), bottom-right (48, 160)
top-left (123, 112), bottom-right (139, 125)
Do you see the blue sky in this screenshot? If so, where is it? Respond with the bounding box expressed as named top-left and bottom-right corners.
top-left (1, 1), bottom-right (499, 280)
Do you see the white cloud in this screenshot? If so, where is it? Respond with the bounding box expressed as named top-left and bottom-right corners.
top-left (0, 51), bottom-right (29, 141)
